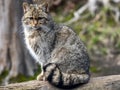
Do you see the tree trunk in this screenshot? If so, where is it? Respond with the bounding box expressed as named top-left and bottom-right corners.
top-left (0, 0), bottom-right (38, 85)
top-left (0, 0), bottom-right (11, 75)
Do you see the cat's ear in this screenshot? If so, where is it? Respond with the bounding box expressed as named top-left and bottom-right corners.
top-left (42, 2), bottom-right (49, 13)
top-left (23, 2), bottom-right (29, 13)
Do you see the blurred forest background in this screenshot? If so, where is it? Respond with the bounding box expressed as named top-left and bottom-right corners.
top-left (0, 0), bottom-right (120, 85)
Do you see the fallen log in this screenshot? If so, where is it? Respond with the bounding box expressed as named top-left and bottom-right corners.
top-left (0, 75), bottom-right (120, 90)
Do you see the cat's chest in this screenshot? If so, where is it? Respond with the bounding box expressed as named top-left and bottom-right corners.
top-left (25, 35), bottom-right (51, 64)
top-left (25, 37), bottom-right (39, 60)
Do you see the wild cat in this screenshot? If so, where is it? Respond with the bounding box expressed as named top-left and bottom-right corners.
top-left (22, 2), bottom-right (90, 89)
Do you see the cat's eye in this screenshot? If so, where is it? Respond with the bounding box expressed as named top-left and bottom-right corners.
top-left (38, 17), bottom-right (43, 20)
top-left (38, 17), bottom-right (49, 21)
top-left (29, 17), bottom-right (33, 20)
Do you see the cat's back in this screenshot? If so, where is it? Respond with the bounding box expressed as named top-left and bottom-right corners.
top-left (51, 25), bottom-right (89, 71)
top-left (54, 25), bottom-right (77, 46)
top-left (54, 25), bottom-right (86, 51)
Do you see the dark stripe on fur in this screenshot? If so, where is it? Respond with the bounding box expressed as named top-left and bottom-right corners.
top-left (43, 63), bottom-right (57, 82)
top-left (47, 68), bottom-right (56, 82)
top-left (43, 63), bottom-right (90, 89)
top-left (43, 63), bottom-right (53, 72)
top-left (56, 71), bottom-right (63, 87)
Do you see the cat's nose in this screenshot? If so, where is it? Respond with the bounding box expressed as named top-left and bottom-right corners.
top-left (32, 20), bottom-right (38, 27)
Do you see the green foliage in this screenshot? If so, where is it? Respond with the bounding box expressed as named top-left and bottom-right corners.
top-left (54, 13), bottom-right (74, 23)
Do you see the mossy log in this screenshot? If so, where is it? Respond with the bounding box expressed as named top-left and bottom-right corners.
top-left (0, 75), bottom-right (120, 90)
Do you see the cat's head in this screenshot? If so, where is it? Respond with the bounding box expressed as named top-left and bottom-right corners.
top-left (22, 2), bottom-right (51, 30)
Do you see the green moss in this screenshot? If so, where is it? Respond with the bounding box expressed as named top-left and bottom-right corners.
top-left (10, 65), bottom-right (41, 83)
top-left (90, 66), bottom-right (101, 73)
top-left (0, 71), bottom-right (9, 84)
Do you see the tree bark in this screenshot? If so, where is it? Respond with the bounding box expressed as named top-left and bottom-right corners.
top-left (0, 0), bottom-right (11, 75)
top-left (0, 75), bottom-right (120, 90)
top-left (0, 0), bottom-right (38, 85)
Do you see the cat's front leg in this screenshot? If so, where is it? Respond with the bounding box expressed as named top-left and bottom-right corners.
top-left (37, 63), bottom-right (46, 81)
top-left (37, 70), bottom-right (46, 81)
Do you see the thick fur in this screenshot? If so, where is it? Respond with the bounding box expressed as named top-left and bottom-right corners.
top-left (22, 2), bottom-right (90, 89)
top-left (43, 63), bottom-right (90, 89)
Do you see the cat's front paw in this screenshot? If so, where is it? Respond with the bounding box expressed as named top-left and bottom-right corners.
top-left (36, 71), bottom-right (46, 81)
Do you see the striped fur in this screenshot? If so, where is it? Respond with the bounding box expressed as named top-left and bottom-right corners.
top-left (22, 2), bottom-right (90, 89)
top-left (43, 63), bottom-right (90, 89)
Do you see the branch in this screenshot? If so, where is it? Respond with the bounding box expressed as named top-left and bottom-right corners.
top-left (65, 0), bottom-right (120, 24)
top-left (0, 75), bottom-right (120, 90)
top-left (65, 3), bottom-right (88, 25)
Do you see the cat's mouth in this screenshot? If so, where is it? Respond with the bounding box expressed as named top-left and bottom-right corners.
top-left (32, 26), bottom-right (42, 30)
top-left (24, 25), bottom-right (50, 32)
top-left (30, 26), bottom-right (50, 33)
top-left (23, 24), bottom-right (41, 30)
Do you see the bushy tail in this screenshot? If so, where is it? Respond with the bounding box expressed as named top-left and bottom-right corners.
top-left (43, 63), bottom-right (90, 89)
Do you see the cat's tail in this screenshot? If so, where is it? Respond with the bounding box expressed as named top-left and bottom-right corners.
top-left (43, 63), bottom-right (90, 89)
